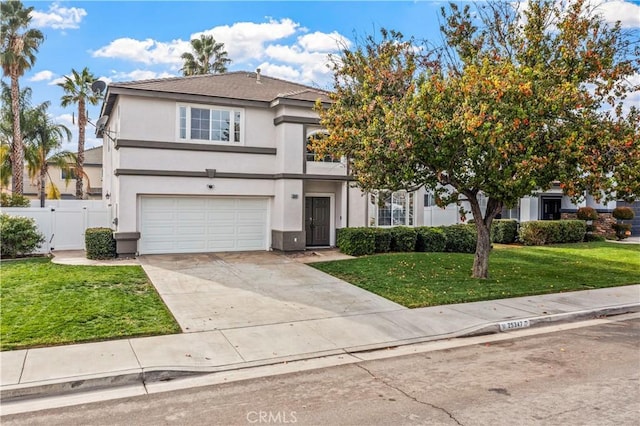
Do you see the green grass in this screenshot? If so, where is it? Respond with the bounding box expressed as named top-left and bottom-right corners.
top-left (0, 258), bottom-right (181, 351)
top-left (311, 242), bottom-right (640, 308)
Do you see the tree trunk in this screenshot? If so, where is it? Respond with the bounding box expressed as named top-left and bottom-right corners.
top-left (466, 193), bottom-right (503, 279)
top-left (472, 221), bottom-right (492, 278)
top-left (10, 71), bottom-right (23, 195)
top-left (76, 98), bottom-right (86, 199)
top-left (39, 166), bottom-right (46, 208)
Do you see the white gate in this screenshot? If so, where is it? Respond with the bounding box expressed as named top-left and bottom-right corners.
top-left (2, 203), bottom-right (111, 253)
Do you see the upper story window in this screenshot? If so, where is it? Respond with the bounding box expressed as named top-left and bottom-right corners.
top-left (178, 105), bottom-right (243, 144)
top-left (306, 132), bottom-right (341, 163)
top-left (376, 191), bottom-right (414, 227)
top-left (61, 167), bottom-right (76, 180)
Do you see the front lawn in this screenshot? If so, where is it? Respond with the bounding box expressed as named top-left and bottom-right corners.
top-left (0, 258), bottom-right (181, 351)
top-left (311, 242), bottom-right (640, 308)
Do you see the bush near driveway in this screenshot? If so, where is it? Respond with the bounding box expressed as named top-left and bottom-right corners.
top-left (336, 227), bottom-right (376, 256)
top-left (85, 227), bottom-right (116, 259)
top-left (0, 213), bottom-right (45, 258)
top-left (519, 220), bottom-right (586, 246)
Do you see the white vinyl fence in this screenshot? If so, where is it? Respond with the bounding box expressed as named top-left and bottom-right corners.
top-left (2, 200), bottom-right (111, 253)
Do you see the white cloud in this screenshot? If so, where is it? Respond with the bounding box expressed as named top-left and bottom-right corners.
top-left (594, 0), bottom-right (640, 28)
top-left (30, 2), bottom-right (87, 30)
top-left (48, 76), bottom-right (67, 86)
top-left (297, 31), bottom-right (350, 52)
top-left (110, 70), bottom-right (177, 82)
top-left (264, 44), bottom-right (334, 85)
top-left (29, 70), bottom-right (55, 82)
top-left (92, 38), bottom-right (190, 65)
top-left (256, 63), bottom-right (301, 81)
top-left (91, 18), bottom-right (300, 67)
top-left (91, 18), bottom-right (349, 86)
top-left (202, 18), bottom-right (302, 61)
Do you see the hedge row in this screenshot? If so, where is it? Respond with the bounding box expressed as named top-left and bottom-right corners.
top-left (337, 224), bottom-right (480, 256)
top-left (336, 219), bottom-right (587, 255)
top-left (518, 220), bottom-right (586, 246)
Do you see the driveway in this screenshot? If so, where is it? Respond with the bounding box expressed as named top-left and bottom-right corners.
top-left (139, 252), bottom-right (405, 332)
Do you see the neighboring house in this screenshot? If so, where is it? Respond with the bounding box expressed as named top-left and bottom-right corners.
top-left (423, 185), bottom-right (639, 236)
top-left (97, 71), bottom-right (637, 257)
top-left (8, 146), bottom-right (103, 200)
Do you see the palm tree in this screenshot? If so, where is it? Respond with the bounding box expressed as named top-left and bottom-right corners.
top-left (0, 81), bottom-right (33, 190)
top-left (180, 34), bottom-right (231, 76)
top-left (58, 67), bottom-right (101, 199)
top-left (0, 0), bottom-right (44, 195)
top-left (22, 102), bottom-right (74, 207)
top-left (0, 142), bottom-right (11, 189)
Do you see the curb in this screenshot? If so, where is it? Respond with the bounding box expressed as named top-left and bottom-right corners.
top-left (2, 303), bottom-right (639, 403)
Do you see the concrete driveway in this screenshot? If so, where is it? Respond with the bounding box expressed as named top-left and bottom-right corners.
top-left (139, 252), bottom-right (405, 332)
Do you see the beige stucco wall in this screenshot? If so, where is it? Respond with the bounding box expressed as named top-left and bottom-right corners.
top-left (118, 148), bottom-right (276, 174)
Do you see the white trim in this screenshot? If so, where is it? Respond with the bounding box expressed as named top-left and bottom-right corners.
top-left (305, 192), bottom-right (336, 246)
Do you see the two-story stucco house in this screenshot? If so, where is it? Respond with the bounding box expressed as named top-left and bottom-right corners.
top-left (98, 71), bottom-right (429, 256)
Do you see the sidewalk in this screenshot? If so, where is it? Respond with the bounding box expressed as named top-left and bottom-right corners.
top-left (2, 284), bottom-right (639, 404)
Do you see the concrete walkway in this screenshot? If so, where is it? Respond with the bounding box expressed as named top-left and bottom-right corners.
top-left (1, 249), bottom-right (639, 404)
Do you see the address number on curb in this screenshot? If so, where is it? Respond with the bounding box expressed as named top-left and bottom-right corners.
top-left (499, 319), bottom-right (531, 331)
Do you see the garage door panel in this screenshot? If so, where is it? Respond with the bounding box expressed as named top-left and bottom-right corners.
top-left (178, 211), bottom-right (208, 221)
top-left (140, 197), bottom-right (268, 254)
top-left (237, 210), bottom-right (266, 221)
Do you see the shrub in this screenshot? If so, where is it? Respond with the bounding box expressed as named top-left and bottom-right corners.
top-left (85, 227), bottom-right (116, 259)
top-left (371, 228), bottom-right (392, 253)
top-left (584, 233), bottom-right (605, 242)
top-left (558, 220), bottom-right (587, 243)
top-left (518, 220), bottom-right (586, 245)
top-left (612, 207), bottom-right (634, 220)
top-left (0, 213), bottom-right (45, 258)
top-left (491, 220), bottom-right (518, 244)
top-left (389, 227), bottom-right (417, 252)
top-left (336, 227), bottom-right (375, 256)
top-left (415, 227), bottom-right (447, 252)
top-left (612, 223), bottom-right (632, 240)
top-left (0, 193), bottom-right (30, 207)
top-left (576, 206), bottom-right (599, 221)
top-left (441, 224), bottom-right (477, 253)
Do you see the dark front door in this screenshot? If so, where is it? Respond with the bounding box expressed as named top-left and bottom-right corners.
top-left (305, 197), bottom-right (330, 246)
top-left (541, 198), bottom-right (562, 220)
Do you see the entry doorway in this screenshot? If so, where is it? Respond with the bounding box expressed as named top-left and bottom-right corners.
top-left (541, 197), bottom-right (562, 220)
top-left (305, 197), bottom-right (331, 246)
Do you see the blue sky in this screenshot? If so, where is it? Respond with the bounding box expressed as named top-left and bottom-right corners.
top-left (15, 0), bottom-right (640, 151)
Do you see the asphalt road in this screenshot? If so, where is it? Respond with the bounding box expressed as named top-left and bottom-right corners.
top-left (3, 318), bottom-right (639, 426)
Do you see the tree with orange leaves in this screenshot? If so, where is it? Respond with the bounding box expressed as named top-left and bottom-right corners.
top-left (314, 0), bottom-right (639, 278)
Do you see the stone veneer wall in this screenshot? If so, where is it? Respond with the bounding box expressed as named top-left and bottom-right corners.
top-left (561, 212), bottom-right (616, 237)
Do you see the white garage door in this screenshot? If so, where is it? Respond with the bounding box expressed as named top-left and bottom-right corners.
top-left (140, 197), bottom-right (268, 254)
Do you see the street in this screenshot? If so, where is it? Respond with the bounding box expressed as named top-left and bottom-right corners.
top-left (3, 317), bottom-right (639, 426)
